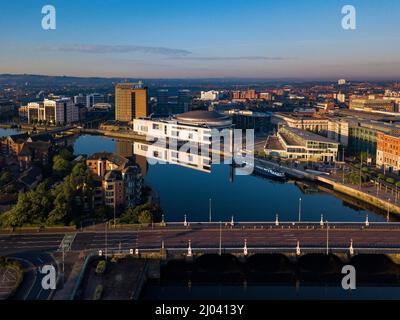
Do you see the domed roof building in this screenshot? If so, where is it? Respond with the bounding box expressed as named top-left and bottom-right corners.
top-left (174, 110), bottom-right (232, 128)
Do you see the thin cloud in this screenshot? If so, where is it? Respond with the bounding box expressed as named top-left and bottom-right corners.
top-left (168, 56), bottom-right (295, 61)
top-left (38, 44), bottom-right (191, 57)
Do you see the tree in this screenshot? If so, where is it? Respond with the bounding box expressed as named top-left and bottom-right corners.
top-left (93, 206), bottom-right (108, 220)
top-left (59, 147), bottom-right (73, 161)
top-left (52, 155), bottom-right (71, 178)
top-left (119, 206), bottom-right (139, 224)
top-left (138, 210), bottom-right (153, 224)
top-left (119, 202), bottom-right (163, 224)
top-left (0, 171), bottom-right (12, 187)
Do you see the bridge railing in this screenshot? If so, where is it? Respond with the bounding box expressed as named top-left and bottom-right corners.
top-left (91, 244), bottom-right (400, 257)
top-left (163, 221), bottom-right (400, 230)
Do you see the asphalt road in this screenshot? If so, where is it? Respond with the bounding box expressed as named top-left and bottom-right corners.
top-left (2, 226), bottom-right (400, 257)
top-left (9, 252), bottom-right (57, 300)
top-left (3, 225), bottom-right (400, 299)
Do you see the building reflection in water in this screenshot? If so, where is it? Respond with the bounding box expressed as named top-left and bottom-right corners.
top-left (115, 139), bottom-right (149, 176)
top-left (133, 141), bottom-right (211, 173)
top-left (115, 139), bottom-right (214, 175)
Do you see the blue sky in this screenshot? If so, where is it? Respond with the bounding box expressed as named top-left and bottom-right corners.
top-left (1, 0), bottom-right (399, 79)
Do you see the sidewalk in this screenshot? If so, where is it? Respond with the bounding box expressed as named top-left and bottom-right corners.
top-left (52, 251), bottom-right (86, 300)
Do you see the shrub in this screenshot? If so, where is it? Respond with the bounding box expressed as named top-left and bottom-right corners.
top-left (361, 167), bottom-right (369, 173)
top-left (386, 177), bottom-right (395, 184)
top-left (378, 174), bottom-right (385, 180)
top-left (396, 181), bottom-right (400, 188)
top-left (93, 284), bottom-right (103, 300)
top-left (95, 260), bottom-right (107, 275)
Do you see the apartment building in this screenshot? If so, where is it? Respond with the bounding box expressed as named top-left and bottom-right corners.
top-left (86, 152), bottom-right (142, 209)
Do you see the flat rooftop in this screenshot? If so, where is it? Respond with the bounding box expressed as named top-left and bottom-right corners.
top-left (333, 109), bottom-right (400, 123)
top-left (281, 126), bottom-right (339, 144)
top-left (265, 136), bottom-right (284, 151)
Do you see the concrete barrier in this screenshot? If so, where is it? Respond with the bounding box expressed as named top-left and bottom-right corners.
top-left (317, 176), bottom-right (400, 215)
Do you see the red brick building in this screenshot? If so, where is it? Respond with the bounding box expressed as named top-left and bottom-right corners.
top-left (376, 130), bottom-right (400, 173)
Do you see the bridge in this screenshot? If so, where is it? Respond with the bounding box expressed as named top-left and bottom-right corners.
top-left (3, 219), bottom-right (400, 263)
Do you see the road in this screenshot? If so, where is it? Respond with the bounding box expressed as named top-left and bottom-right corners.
top-left (3, 223), bottom-right (400, 299)
top-left (2, 224), bottom-right (400, 257)
top-left (9, 252), bottom-right (57, 300)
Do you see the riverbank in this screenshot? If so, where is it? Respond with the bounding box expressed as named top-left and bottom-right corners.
top-left (79, 128), bottom-right (148, 141)
top-left (317, 175), bottom-right (400, 216)
top-left (255, 157), bottom-right (400, 217)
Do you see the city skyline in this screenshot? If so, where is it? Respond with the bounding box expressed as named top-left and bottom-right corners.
top-left (1, 0), bottom-right (400, 80)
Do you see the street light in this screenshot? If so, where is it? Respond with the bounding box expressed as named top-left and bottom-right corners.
top-left (387, 198), bottom-right (390, 223)
top-left (113, 202), bottom-right (116, 228)
top-left (298, 198), bottom-right (302, 222)
top-left (326, 220), bottom-right (329, 255)
top-left (209, 198), bottom-right (212, 223)
top-left (219, 221), bottom-right (222, 255)
top-left (105, 221), bottom-right (108, 259)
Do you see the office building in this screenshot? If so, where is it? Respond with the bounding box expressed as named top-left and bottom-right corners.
top-left (200, 90), bottom-right (220, 101)
top-left (176, 89), bottom-right (192, 114)
top-left (133, 110), bottom-right (233, 144)
top-left (349, 96), bottom-right (395, 113)
top-left (376, 131), bottom-right (400, 173)
top-left (272, 112), bottom-right (330, 135)
top-left (115, 82), bottom-right (149, 122)
top-left (265, 126), bottom-right (339, 162)
top-left (27, 98), bottom-right (79, 125)
top-left (225, 110), bottom-right (271, 133)
top-left (73, 94), bottom-right (86, 105)
top-left (155, 89), bottom-right (169, 115)
top-left (86, 93), bottom-right (105, 109)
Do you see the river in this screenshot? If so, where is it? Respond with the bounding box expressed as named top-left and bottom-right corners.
top-left (0, 128), bottom-right (384, 222)
top-left (73, 134), bottom-right (384, 223)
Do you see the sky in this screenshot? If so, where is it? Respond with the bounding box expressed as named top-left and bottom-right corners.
top-left (0, 0), bottom-right (400, 80)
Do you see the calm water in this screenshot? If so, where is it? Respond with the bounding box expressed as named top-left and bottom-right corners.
top-left (0, 127), bottom-right (22, 137)
top-left (142, 283), bottom-right (400, 300)
top-left (72, 134), bottom-right (385, 223)
top-left (0, 129), bottom-right (385, 222)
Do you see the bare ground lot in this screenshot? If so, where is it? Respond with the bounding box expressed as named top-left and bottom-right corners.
top-left (79, 257), bottom-right (147, 300)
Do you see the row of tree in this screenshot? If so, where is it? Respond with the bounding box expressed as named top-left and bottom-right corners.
top-left (0, 161), bottom-right (94, 228)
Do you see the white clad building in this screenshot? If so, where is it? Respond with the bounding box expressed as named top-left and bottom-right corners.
top-left (27, 97), bottom-right (78, 125)
top-left (200, 90), bottom-right (220, 101)
top-left (133, 110), bottom-right (233, 144)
